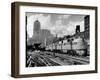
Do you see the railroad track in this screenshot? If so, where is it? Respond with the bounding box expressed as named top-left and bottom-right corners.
top-left (38, 53), bottom-right (89, 65)
top-left (27, 51), bottom-right (89, 67)
top-left (27, 54), bottom-right (60, 67)
top-left (36, 54), bottom-right (60, 66)
top-left (51, 53), bottom-right (89, 65)
top-left (39, 51), bottom-right (89, 65)
top-left (66, 56), bottom-right (89, 64)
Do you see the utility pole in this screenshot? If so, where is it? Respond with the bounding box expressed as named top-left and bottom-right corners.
top-left (44, 38), bottom-right (47, 47)
top-left (67, 37), bottom-right (74, 50)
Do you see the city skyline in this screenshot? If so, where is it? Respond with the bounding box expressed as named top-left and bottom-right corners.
top-left (26, 12), bottom-right (86, 38)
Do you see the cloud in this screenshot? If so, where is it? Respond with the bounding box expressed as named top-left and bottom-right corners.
top-left (26, 13), bottom-right (85, 38)
top-left (68, 15), bottom-right (85, 22)
top-left (27, 13), bottom-right (51, 37)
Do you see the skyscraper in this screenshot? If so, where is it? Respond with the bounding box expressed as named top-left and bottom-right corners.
top-left (84, 15), bottom-right (90, 39)
top-left (84, 15), bottom-right (90, 31)
top-left (33, 19), bottom-right (41, 35)
top-left (31, 19), bottom-right (54, 47)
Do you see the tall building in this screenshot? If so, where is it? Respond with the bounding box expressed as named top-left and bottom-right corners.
top-left (84, 15), bottom-right (90, 31)
top-left (28, 19), bottom-right (54, 47)
top-left (84, 15), bottom-right (90, 39)
top-left (33, 19), bottom-right (41, 35)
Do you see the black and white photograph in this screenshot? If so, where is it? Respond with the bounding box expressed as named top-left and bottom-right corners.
top-left (11, 2), bottom-right (97, 77)
top-left (26, 13), bottom-right (90, 67)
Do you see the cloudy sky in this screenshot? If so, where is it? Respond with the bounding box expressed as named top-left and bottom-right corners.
top-left (26, 12), bottom-right (86, 38)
